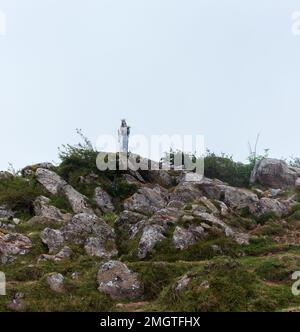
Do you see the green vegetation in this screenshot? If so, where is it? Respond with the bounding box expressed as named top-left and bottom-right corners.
top-left (0, 175), bottom-right (44, 217)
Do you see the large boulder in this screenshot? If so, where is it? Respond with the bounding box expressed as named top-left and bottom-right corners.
top-left (250, 158), bottom-right (300, 189)
top-left (97, 260), bottom-right (143, 300)
top-left (0, 232), bottom-right (32, 261)
top-left (138, 224), bottom-right (166, 259)
top-left (222, 187), bottom-right (259, 209)
top-left (124, 185), bottom-right (169, 214)
top-left (40, 228), bottom-right (65, 253)
top-left (93, 187), bottom-right (114, 213)
top-left (35, 168), bottom-right (66, 195)
top-left (252, 197), bottom-right (291, 218)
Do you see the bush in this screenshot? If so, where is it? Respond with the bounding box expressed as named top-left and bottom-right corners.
top-left (0, 176), bottom-right (43, 216)
top-left (204, 151), bottom-right (254, 187)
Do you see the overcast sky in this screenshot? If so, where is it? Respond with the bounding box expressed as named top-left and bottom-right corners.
top-left (0, 0), bottom-right (300, 171)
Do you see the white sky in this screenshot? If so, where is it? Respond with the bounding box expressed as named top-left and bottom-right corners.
top-left (0, 0), bottom-right (300, 170)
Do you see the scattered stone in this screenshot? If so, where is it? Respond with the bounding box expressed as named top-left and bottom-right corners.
top-left (200, 280), bottom-right (210, 289)
top-left (115, 210), bottom-right (145, 227)
top-left (175, 275), bottom-right (191, 292)
top-left (35, 168), bottom-right (66, 195)
top-left (39, 246), bottom-right (73, 262)
top-left (97, 260), bottom-right (143, 300)
top-left (46, 273), bottom-right (65, 293)
top-left (167, 200), bottom-right (185, 209)
top-left (7, 292), bottom-right (26, 312)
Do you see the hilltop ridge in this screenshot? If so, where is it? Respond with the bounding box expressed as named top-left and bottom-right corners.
top-left (1, 146), bottom-right (300, 312)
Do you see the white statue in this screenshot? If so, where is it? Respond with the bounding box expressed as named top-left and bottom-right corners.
top-left (118, 119), bottom-right (130, 153)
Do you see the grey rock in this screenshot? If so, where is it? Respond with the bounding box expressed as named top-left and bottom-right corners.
top-left (36, 168), bottom-right (92, 213)
top-left (0, 232), bottom-right (32, 258)
top-left (7, 292), bottom-right (26, 312)
top-left (84, 237), bottom-right (117, 259)
top-left (40, 228), bottom-right (64, 253)
top-left (170, 181), bottom-right (202, 203)
top-left (138, 224), bottom-right (166, 259)
top-left (115, 210), bottom-right (145, 227)
top-left (46, 273), bottom-right (65, 293)
top-left (33, 196), bottom-right (65, 222)
top-left (172, 225), bottom-right (205, 250)
top-left (250, 158), bottom-right (300, 189)
top-left (97, 260), bottom-right (143, 300)
top-left (124, 185), bottom-right (169, 214)
top-left (172, 226), bottom-right (197, 250)
top-left (193, 212), bottom-right (249, 245)
top-left (0, 205), bottom-right (14, 219)
top-left (175, 275), bottom-right (191, 292)
top-left (36, 168), bottom-right (66, 195)
top-left (252, 197), bottom-right (291, 218)
top-left (94, 187), bottom-right (114, 213)
top-left (39, 246), bottom-right (73, 262)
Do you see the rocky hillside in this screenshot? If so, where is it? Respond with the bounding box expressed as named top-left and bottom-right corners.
top-left (1, 150), bottom-right (300, 312)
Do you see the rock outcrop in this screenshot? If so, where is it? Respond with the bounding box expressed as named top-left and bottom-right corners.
top-left (41, 213), bottom-right (117, 258)
top-left (36, 168), bottom-right (92, 213)
top-left (250, 158), bottom-right (300, 189)
top-left (124, 185), bottom-right (169, 214)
